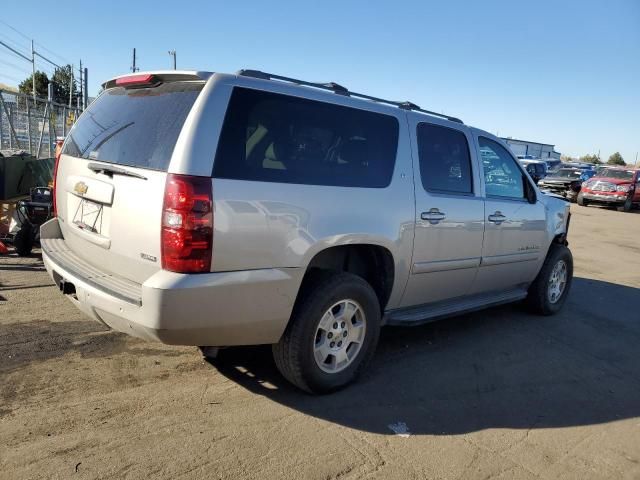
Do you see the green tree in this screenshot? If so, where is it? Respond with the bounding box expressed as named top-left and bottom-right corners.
top-left (580, 153), bottom-right (602, 164)
top-left (50, 65), bottom-right (79, 105)
top-left (18, 71), bottom-right (49, 98)
top-left (560, 154), bottom-right (575, 162)
top-left (607, 152), bottom-right (625, 166)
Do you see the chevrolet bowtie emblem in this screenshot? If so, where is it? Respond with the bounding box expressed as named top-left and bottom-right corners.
top-left (74, 181), bottom-right (88, 195)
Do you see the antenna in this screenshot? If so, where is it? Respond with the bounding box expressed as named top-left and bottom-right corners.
top-left (131, 48), bottom-right (139, 72)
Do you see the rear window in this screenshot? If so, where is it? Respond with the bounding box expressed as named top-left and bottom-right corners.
top-left (213, 88), bottom-right (399, 188)
top-left (62, 81), bottom-right (202, 171)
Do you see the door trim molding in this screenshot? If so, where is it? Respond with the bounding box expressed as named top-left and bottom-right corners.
top-left (481, 251), bottom-right (539, 267)
top-left (413, 256), bottom-right (481, 274)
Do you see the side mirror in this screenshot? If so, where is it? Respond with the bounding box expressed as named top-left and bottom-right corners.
top-left (526, 180), bottom-right (537, 204)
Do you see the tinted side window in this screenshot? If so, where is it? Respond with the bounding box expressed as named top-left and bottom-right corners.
top-left (416, 123), bottom-right (473, 194)
top-left (213, 88), bottom-right (399, 187)
top-left (479, 137), bottom-right (526, 199)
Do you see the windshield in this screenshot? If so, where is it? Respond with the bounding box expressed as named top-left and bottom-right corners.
top-left (62, 81), bottom-right (203, 171)
top-left (552, 169), bottom-right (582, 179)
top-left (598, 169), bottom-right (635, 180)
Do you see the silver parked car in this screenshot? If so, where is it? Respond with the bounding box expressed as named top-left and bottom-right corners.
top-left (41, 69), bottom-right (573, 393)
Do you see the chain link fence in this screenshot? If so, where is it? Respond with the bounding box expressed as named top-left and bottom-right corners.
top-left (0, 88), bottom-right (81, 159)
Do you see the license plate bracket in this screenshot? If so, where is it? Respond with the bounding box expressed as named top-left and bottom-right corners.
top-left (72, 198), bottom-right (104, 234)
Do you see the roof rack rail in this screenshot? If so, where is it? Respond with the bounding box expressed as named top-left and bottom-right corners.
top-left (236, 69), bottom-right (463, 124)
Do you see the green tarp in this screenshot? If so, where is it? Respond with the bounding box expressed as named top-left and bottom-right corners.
top-left (0, 150), bottom-right (54, 201)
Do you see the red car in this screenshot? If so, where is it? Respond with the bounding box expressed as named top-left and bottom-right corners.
top-left (577, 167), bottom-right (640, 212)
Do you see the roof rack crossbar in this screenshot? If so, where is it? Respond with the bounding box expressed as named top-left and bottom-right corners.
top-left (236, 69), bottom-right (463, 124)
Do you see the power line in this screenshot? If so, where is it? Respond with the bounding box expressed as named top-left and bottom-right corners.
top-left (0, 58), bottom-right (33, 74)
top-left (0, 19), bottom-right (75, 70)
top-left (0, 39), bottom-right (30, 62)
top-left (0, 19), bottom-right (31, 42)
top-left (0, 18), bottom-right (88, 104)
top-left (0, 71), bottom-right (24, 83)
top-left (35, 41), bottom-right (71, 65)
top-left (0, 31), bottom-right (30, 55)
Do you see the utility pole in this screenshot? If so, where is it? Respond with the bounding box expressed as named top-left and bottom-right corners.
top-left (131, 48), bottom-right (139, 72)
top-left (83, 67), bottom-right (88, 110)
top-left (168, 50), bottom-right (176, 70)
top-left (79, 59), bottom-right (83, 109)
top-left (31, 39), bottom-right (36, 101)
top-left (69, 63), bottom-right (74, 107)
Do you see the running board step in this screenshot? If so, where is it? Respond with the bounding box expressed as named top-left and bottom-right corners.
top-left (385, 288), bottom-right (528, 326)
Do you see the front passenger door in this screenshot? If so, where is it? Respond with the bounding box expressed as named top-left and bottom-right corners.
top-left (471, 136), bottom-right (547, 295)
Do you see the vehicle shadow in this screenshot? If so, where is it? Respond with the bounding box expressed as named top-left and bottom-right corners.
top-left (208, 277), bottom-right (640, 435)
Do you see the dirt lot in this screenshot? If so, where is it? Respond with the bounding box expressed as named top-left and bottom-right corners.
top-left (1, 204), bottom-right (639, 480)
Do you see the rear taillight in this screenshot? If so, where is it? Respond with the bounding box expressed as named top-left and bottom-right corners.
top-left (161, 174), bottom-right (213, 273)
top-left (52, 138), bottom-right (64, 216)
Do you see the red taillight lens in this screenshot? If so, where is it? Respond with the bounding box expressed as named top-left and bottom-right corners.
top-left (52, 139), bottom-right (64, 216)
top-left (161, 174), bottom-right (213, 273)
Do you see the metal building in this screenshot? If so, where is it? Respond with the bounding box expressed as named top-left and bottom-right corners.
top-left (501, 137), bottom-right (561, 160)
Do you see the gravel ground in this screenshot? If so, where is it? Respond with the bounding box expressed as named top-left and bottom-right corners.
top-left (1, 204), bottom-right (639, 480)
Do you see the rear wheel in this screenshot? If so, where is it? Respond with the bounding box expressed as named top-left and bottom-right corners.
top-left (617, 195), bottom-right (633, 212)
top-left (273, 272), bottom-right (381, 394)
top-left (576, 193), bottom-right (588, 206)
top-left (526, 244), bottom-right (573, 315)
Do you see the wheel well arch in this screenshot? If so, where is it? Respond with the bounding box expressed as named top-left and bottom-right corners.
top-left (301, 244), bottom-right (395, 311)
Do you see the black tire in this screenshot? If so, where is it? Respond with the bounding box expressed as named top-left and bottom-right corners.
top-left (617, 195), bottom-right (633, 212)
top-left (576, 193), bottom-right (588, 206)
top-left (273, 272), bottom-right (381, 394)
top-left (14, 224), bottom-right (34, 256)
top-left (526, 244), bottom-right (573, 315)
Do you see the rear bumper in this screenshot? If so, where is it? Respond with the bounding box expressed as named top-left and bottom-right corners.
top-left (40, 218), bottom-right (303, 346)
top-left (581, 192), bottom-right (626, 204)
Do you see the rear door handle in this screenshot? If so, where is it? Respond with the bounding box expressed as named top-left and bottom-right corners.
top-left (421, 208), bottom-right (446, 224)
top-left (488, 211), bottom-right (507, 224)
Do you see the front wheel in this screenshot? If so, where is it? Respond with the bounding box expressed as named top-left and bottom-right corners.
top-left (273, 272), bottom-right (381, 394)
top-left (617, 195), bottom-right (633, 212)
top-left (526, 244), bottom-right (573, 315)
top-left (577, 193), bottom-right (588, 206)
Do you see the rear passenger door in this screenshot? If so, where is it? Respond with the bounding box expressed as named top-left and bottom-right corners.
top-left (401, 119), bottom-right (485, 307)
top-left (470, 135), bottom-right (547, 294)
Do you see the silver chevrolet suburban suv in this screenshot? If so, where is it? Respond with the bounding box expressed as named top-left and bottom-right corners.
top-left (41, 69), bottom-right (572, 393)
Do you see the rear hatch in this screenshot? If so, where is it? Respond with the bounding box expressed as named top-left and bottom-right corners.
top-left (56, 76), bottom-right (204, 284)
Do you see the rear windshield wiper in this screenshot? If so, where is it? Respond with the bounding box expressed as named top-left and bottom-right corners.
top-left (88, 162), bottom-right (148, 180)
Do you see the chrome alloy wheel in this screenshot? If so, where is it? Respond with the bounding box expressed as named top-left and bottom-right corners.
top-left (547, 260), bottom-right (568, 304)
top-left (313, 299), bottom-right (367, 374)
